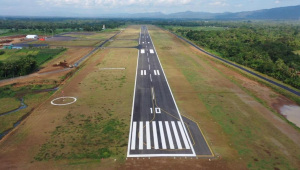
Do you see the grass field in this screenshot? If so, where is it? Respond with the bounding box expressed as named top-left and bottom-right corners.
top-left (164, 26), bottom-right (227, 31)
top-left (106, 40), bottom-right (138, 47)
top-left (0, 48), bottom-right (65, 65)
top-left (29, 40), bottom-right (101, 47)
top-left (148, 25), bottom-right (300, 169)
top-left (64, 32), bottom-right (119, 40)
top-left (293, 50), bottom-right (300, 55)
top-left (0, 98), bottom-right (20, 114)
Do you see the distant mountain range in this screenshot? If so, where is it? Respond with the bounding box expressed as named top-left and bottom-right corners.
top-left (103, 5), bottom-right (300, 20)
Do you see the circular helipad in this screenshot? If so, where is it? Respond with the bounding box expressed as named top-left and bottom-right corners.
top-left (51, 97), bottom-right (77, 106)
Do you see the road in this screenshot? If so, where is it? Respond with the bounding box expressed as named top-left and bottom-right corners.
top-left (169, 31), bottom-right (300, 97)
top-left (127, 26), bottom-right (212, 157)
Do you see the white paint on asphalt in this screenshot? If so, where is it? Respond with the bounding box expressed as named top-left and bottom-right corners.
top-left (150, 49), bottom-right (154, 54)
top-left (144, 70), bottom-right (146, 75)
top-left (150, 74), bottom-right (152, 82)
top-left (177, 121), bottom-right (190, 149)
top-left (171, 121), bottom-right (182, 149)
top-left (157, 70), bottom-right (160, 75)
top-left (150, 108), bottom-right (153, 113)
top-left (146, 121), bottom-right (151, 150)
top-left (154, 70), bottom-right (157, 75)
top-left (159, 121), bottom-right (167, 149)
top-left (155, 108), bottom-right (161, 114)
top-left (149, 64), bottom-right (150, 70)
top-left (141, 49), bottom-right (145, 53)
top-left (141, 70), bottom-right (143, 75)
top-left (152, 121), bottom-right (159, 149)
top-left (165, 122), bottom-right (174, 149)
top-left (148, 58), bottom-right (149, 62)
top-left (131, 122), bottom-right (137, 150)
top-left (139, 121), bottom-right (143, 150)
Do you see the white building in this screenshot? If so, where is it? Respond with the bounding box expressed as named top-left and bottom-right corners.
top-left (26, 35), bottom-right (39, 39)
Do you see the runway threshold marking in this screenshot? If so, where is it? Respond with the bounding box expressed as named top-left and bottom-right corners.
top-left (131, 122), bottom-right (137, 150)
top-left (165, 122), bottom-right (175, 149)
top-left (171, 121), bottom-right (182, 149)
top-left (159, 121), bottom-right (167, 149)
top-left (152, 121), bottom-right (159, 149)
top-left (139, 121), bottom-right (143, 150)
top-left (146, 121), bottom-right (151, 150)
top-left (177, 121), bottom-right (190, 149)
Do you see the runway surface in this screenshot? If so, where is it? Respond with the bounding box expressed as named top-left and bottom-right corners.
top-left (127, 26), bottom-right (212, 157)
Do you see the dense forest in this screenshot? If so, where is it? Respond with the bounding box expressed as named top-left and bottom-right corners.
top-left (161, 21), bottom-right (300, 89)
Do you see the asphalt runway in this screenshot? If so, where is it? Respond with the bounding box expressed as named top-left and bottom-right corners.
top-left (127, 26), bottom-right (213, 158)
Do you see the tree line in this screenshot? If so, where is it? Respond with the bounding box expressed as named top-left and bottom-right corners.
top-left (166, 22), bottom-right (300, 88)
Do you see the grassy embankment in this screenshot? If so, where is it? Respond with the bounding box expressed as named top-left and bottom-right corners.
top-left (164, 25), bottom-right (227, 31)
top-left (149, 25), bottom-right (300, 170)
top-left (0, 85), bottom-right (56, 134)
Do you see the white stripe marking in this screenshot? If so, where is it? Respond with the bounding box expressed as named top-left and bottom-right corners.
top-left (131, 122), bottom-right (137, 150)
top-left (150, 49), bottom-right (154, 54)
top-left (141, 49), bottom-right (145, 53)
top-left (146, 121), bottom-right (151, 150)
top-left (144, 70), bottom-right (146, 75)
top-left (177, 121), bottom-right (190, 149)
top-left (157, 70), bottom-right (160, 75)
top-left (149, 64), bottom-right (150, 70)
top-left (139, 121), bottom-right (143, 150)
top-left (152, 121), bottom-right (159, 149)
top-left (150, 108), bottom-right (153, 113)
top-left (141, 70), bottom-right (143, 75)
top-left (154, 70), bottom-right (157, 75)
top-left (165, 122), bottom-right (174, 149)
top-left (148, 58), bottom-right (149, 62)
top-left (159, 121), bottom-right (167, 149)
top-left (150, 74), bottom-right (152, 82)
top-left (171, 121), bottom-right (182, 149)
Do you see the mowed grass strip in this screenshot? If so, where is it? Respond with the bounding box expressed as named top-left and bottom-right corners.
top-left (107, 40), bottom-right (138, 47)
top-left (148, 25), bottom-right (300, 170)
top-left (34, 47), bottom-right (137, 165)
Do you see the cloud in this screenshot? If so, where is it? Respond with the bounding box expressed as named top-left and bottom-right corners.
top-left (209, 1), bottom-right (228, 6)
top-left (234, 4), bottom-right (243, 7)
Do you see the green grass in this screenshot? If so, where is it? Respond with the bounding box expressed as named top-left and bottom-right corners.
top-left (0, 48), bottom-right (65, 65)
top-left (0, 98), bottom-right (20, 114)
top-left (293, 50), bottom-right (300, 55)
top-left (0, 92), bottom-right (53, 134)
top-left (150, 25), bottom-right (300, 170)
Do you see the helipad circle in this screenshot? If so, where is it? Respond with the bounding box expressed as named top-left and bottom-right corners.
top-left (51, 97), bottom-right (77, 106)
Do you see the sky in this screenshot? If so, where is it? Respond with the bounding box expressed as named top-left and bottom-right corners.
top-left (0, 0), bottom-right (299, 17)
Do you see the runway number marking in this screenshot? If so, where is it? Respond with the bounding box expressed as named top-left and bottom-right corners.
top-left (155, 108), bottom-right (161, 114)
top-left (150, 108), bottom-right (153, 113)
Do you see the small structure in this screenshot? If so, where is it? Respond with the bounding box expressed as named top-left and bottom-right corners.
top-left (3, 44), bottom-right (13, 49)
top-left (26, 35), bottom-right (39, 39)
top-left (12, 46), bottom-right (22, 49)
top-left (102, 25), bottom-right (105, 30)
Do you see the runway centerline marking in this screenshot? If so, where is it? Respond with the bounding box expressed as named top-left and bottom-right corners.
top-left (150, 74), bottom-right (152, 82)
top-left (149, 64), bottom-right (150, 70)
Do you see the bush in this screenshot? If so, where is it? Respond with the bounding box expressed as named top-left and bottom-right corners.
top-left (0, 50), bottom-right (5, 55)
